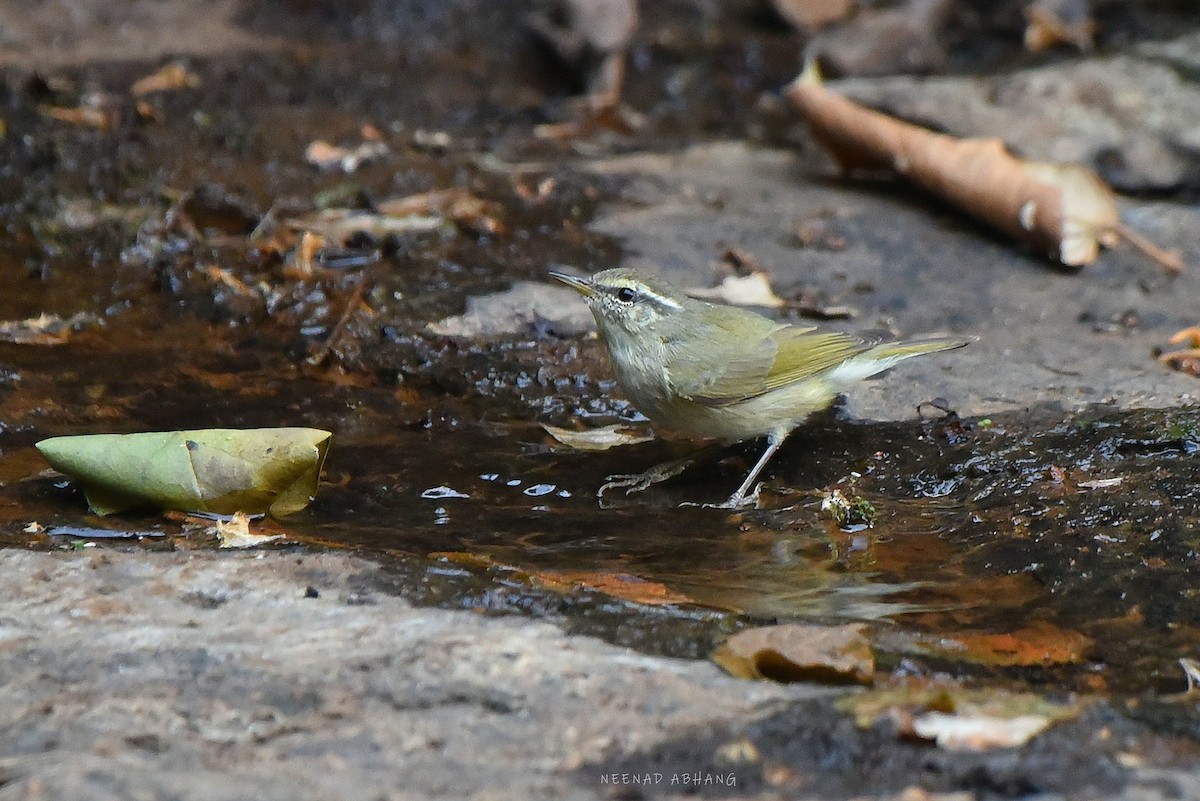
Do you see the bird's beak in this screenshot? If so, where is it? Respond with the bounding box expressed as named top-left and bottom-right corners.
top-left (549, 270), bottom-right (597, 298)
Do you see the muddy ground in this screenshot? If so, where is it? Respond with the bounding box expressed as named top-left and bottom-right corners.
top-left (2, 1), bottom-right (1200, 799)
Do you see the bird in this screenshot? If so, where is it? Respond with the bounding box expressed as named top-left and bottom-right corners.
top-left (550, 267), bottom-right (969, 507)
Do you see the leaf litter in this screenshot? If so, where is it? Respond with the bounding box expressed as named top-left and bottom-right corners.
top-left (713, 622), bottom-right (875, 685)
top-left (542, 423), bottom-right (653, 451)
top-left (36, 429), bottom-right (332, 517)
top-left (785, 62), bottom-right (1183, 271)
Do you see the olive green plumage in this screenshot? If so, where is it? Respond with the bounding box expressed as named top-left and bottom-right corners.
top-left (552, 267), bottom-right (968, 507)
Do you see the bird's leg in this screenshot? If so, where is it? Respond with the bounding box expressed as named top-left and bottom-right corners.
top-left (719, 430), bottom-right (789, 509)
top-left (598, 454), bottom-right (695, 500)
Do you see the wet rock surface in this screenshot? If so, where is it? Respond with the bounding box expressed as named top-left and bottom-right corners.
top-left (4, 547), bottom-right (1200, 801)
top-left (578, 141), bottom-right (1199, 419)
top-left (0, 548), bottom-right (808, 800)
top-left (2, 1), bottom-right (1200, 799)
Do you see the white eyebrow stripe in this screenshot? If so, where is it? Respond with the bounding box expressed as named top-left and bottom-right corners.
top-left (640, 288), bottom-right (683, 310)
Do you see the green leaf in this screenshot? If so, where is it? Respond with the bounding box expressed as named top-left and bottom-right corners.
top-left (36, 428), bottom-right (332, 517)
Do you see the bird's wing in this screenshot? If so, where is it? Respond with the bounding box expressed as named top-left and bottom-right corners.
top-left (759, 327), bottom-right (880, 392)
top-left (668, 316), bottom-right (877, 406)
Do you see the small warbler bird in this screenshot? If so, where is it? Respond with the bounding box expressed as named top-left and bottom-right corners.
top-left (551, 267), bottom-right (969, 508)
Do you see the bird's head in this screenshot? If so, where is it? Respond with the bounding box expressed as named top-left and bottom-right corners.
top-left (550, 268), bottom-right (687, 341)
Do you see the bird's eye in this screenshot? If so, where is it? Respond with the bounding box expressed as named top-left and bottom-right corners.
top-left (616, 287), bottom-right (637, 303)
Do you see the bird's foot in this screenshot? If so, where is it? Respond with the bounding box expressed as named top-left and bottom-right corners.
top-left (597, 457), bottom-right (693, 502)
top-left (710, 482), bottom-right (763, 510)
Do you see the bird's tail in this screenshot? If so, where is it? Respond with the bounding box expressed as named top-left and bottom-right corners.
top-left (827, 335), bottom-right (972, 385)
top-left (866, 335), bottom-right (973, 361)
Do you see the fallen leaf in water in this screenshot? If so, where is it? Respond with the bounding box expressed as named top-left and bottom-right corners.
top-left (0, 312), bottom-right (96, 345)
top-left (532, 570), bottom-right (691, 606)
top-left (292, 230), bottom-right (326, 276)
top-left (542, 423), bottom-right (653, 451)
top-left (785, 63), bottom-right (1182, 271)
top-left (919, 621), bottom-right (1092, 667)
top-left (213, 511), bottom-right (285, 549)
top-left (130, 61), bottom-right (201, 95)
top-left (844, 678), bottom-right (1085, 751)
top-left (54, 197), bottom-right (152, 231)
top-left (305, 139), bottom-right (389, 173)
top-left (713, 623), bottom-right (874, 684)
top-left (286, 208), bottom-right (445, 244)
top-left (202, 265), bottom-right (259, 300)
top-left (36, 428), bottom-right (331, 517)
top-left (429, 551), bottom-right (496, 570)
top-left (429, 552), bottom-right (690, 606)
top-left (1077, 476), bottom-right (1124, 490)
top-left (687, 272), bottom-right (786, 309)
top-left (40, 103), bottom-right (117, 130)
top-left (176, 365), bottom-right (280, 397)
top-left (377, 189), bottom-right (504, 235)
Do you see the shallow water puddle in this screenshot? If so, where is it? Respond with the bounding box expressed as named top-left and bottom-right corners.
top-left (2, 24), bottom-right (1199, 721)
top-left (10, 317), bottom-right (1196, 703)
top-left (296, 404), bottom-right (1196, 698)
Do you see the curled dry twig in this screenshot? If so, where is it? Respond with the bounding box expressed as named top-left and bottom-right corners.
top-left (785, 64), bottom-right (1182, 273)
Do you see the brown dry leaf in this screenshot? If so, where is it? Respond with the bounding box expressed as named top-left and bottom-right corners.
top-left (771, 0), bottom-right (855, 32)
top-left (1024, 0), bottom-right (1096, 53)
top-left (0, 312), bottom-right (95, 345)
top-left (131, 62), bottom-right (201, 96)
top-left (286, 208), bottom-right (444, 244)
top-left (531, 570), bottom-right (691, 606)
top-left (687, 272), bottom-right (786, 309)
top-left (134, 100), bottom-right (162, 122)
top-left (291, 230), bottom-right (326, 277)
top-left (713, 623), bottom-right (874, 685)
top-left (202, 265), bottom-right (260, 301)
top-left (40, 104), bottom-right (117, 130)
top-left (208, 512), bottom-right (287, 548)
top-left (377, 189), bottom-right (503, 235)
top-left (1160, 326), bottom-right (1200, 377)
top-left (1168, 327), bottom-right (1200, 347)
top-left (785, 64), bottom-right (1182, 271)
top-left (428, 552), bottom-right (690, 606)
top-left (304, 139), bottom-right (389, 173)
top-left (305, 275), bottom-right (374, 367)
top-left (542, 423), bottom-right (654, 451)
top-left (176, 366), bottom-right (280, 397)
